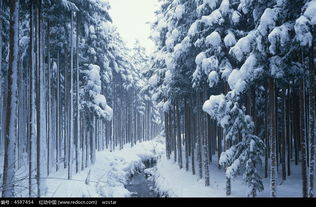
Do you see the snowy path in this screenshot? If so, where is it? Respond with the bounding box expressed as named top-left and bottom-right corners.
top-left (42, 137), bottom-right (165, 197)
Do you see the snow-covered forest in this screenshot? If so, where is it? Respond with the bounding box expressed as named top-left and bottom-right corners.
top-left (0, 0), bottom-right (315, 198)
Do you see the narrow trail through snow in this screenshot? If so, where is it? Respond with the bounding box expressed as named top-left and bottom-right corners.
top-left (42, 137), bottom-right (165, 197)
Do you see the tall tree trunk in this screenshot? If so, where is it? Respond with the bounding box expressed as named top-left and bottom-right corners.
top-left (184, 98), bottom-right (189, 171)
top-left (28, 0), bottom-right (36, 196)
top-left (173, 105), bottom-right (177, 162)
top-left (0, 0), bottom-right (2, 152)
top-left (2, 0), bottom-right (19, 197)
top-left (91, 116), bottom-right (96, 164)
top-left (35, 0), bottom-right (41, 197)
top-left (176, 100), bottom-right (182, 169)
top-left (164, 111), bottom-right (170, 159)
top-left (268, 77), bottom-right (277, 197)
top-left (203, 89), bottom-right (210, 187)
top-left (190, 98), bottom-right (195, 175)
top-left (56, 51), bottom-right (60, 172)
top-left (300, 74), bottom-right (308, 198)
top-left (68, 11), bottom-right (74, 180)
top-left (293, 89), bottom-right (299, 166)
top-left (264, 88), bottom-right (269, 178)
top-left (47, 21), bottom-right (51, 176)
top-left (197, 93), bottom-right (203, 179)
top-left (75, 14), bottom-right (80, 174)
top-left (286, 85), bottom-right (291, 177)
top-left (281, 91), bottom-right (286, 181)
top-left (308, 27), bottom-right (315, 197)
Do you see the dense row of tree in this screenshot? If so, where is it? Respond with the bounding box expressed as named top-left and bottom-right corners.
top-left (0, 0), bottom-right (161, 197)
top-left (149, 0), bottom-right (315, 197)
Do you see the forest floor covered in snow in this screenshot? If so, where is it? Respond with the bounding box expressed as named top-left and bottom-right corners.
top-left (43, 137), bottom-right (165, 197)
top-left (7, 134), bottom-right (311, 197)
top-left (151, 155), bottom-right (304, 197)
top-left (9, 136), bottom-right (165, 197)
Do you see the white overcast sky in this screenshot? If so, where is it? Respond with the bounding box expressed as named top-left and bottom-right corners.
top-left (108, 0), bottom-right (159, 53)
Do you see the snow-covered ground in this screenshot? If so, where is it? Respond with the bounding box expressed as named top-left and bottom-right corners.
top-left (151, 154), bottom-right (305, 197)
top-left (8, 134), bottom-right (310, 197)
top-left (44, 137), bottom-right (165, 197)
top-left (10, 136), bottom-right (164, 197)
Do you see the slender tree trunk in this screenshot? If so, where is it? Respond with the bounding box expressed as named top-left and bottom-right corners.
top-left (190, 98), bottom-right (195, 175)
top-left (173, 105), bottom-right (177, 162)
top-left (203, 90), bottom-right (210, 186)
top-left (286, 85), bottom-right (291, 177)
top-left (293, 89), bottom-right (299, 166)
top-left (264, 89), bottom-right (269, 178)
top-left (0, 0), bottom-right (3, 151)
top-left (81, 113), bottom-right (84, 170)
top-left (299, 55), bottom-right (308, 197)
top-left (300, 75), bottom-right (308, 198)
top-left (56, 52), bottom-right (60, 172)
top-left (2, 0), bottom-right (19, 197)
top-left (68, 11), bottom-right (74, 180)
top-left (164, 111), bottom-right (170, 159)
top-left (197, 93), bottom-right (203, 179)
top-left (75, 14), bottom-right (80, 174)
top-left (268, 77), bottom-right (277, 197)
top-left (64, 55), bottom-right (68, 169)
top-left (282, 91), bottom-right (286, 181)
top-left (35, 0), bottom-right (44, 197)
top-left (184, 98), bottom-right (189, 171)
top-left (308, 27), bottom-right (315, 197)
top-left (28, 1), bottom-right (36, 196)
top-left (176, 100), bottom-right (182, 169)
top-left (47, 21), bottom-right (51, 176)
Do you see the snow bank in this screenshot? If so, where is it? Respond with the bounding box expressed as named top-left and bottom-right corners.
top-left (151, 154), bottom-right (305, 197)
top-left (205, 31), bottom-right (222, 47)
top-left (43, 136), bottom-right (165, 197)
top-left (151, 156), bottom-right (225, 197)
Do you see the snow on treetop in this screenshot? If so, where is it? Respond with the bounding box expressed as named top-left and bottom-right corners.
top-left (202, 94), bottom-right (226, 119)
top-left (157, 18), bottom-right (168, 31)
top-left (269, 56), bottom-right (284, 79)
top-left (229, 31), bottom-right (255, 62)
top-left (304, 0), bottom-right (316, 25)
top-left (175, 4), bottom-right (185, 20)
top-left (224, 32), bottom-right (236, 47)
top-left (188, 21), bottom-right (201, 36)
top-left (219, 58), bottom-right (233, 80)
top-left (268, 24), bottom-right (290, 55)
top-left (202, 56), bottom-right (219, 75)
top-left (99, 21), bottom-right (113, 36)
top-left (203, 0), bottom-right (219, 10)
top-left (294, 0), bottom-right (316, 47)
top-left (93, 94), bottom-right (113, 121)
top-left (84, 64), bottom-right (113, 120)
top-left (227, 53), bottom-right (263, 95)
top-left (237, 0), bottom-right (252, 14)
top-left (205, 31), bottom-right (222, 47)
top-left (202, 9), bottom-right (224, 26)
top-left (219, 0), bottom-right (230, 15)
top-left (195, 52), bottom-right (206, 65)
top-left (148, 73), bottom-right (159, 86)
top-left (257, 8), bottom-right (278, 36)
top-left (219, 145), bottom-right (236, 167)
top-left (231, 10), bottom-right (241, 24)
top-left (86, 64), bottom-right (102, 90)
top-left (208, 71), bottom-right (219, 88)
top-left (171, 29), bottom-right (180, 43)
top-left (295, 16), bottom-right (313, 47)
